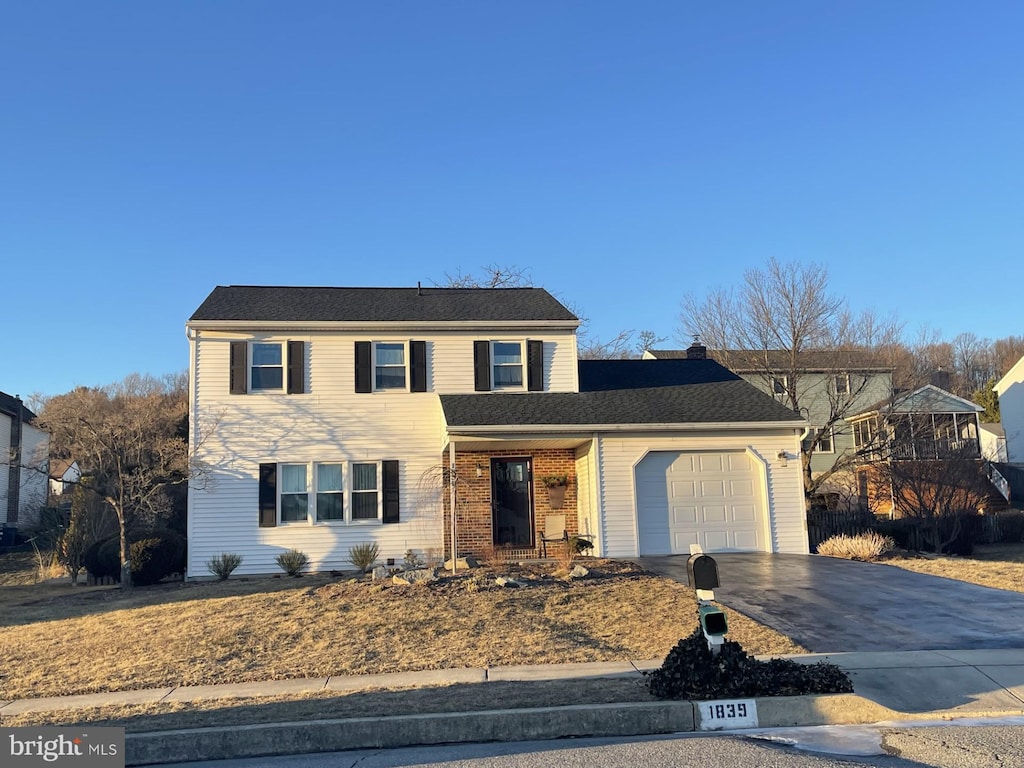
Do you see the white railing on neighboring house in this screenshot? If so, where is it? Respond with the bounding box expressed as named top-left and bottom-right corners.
top-left (990, 464), bottom-right (1012, 502)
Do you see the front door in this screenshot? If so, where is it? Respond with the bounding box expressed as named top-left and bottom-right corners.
top-left (491, 457), bottom-right (534, 547)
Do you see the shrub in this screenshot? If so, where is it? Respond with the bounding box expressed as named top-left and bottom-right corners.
top-left (816, 531), bottom-right (895, 561)
top-left (348, 542), bottom-right (380, 573)
top-left (403, 548), bottom-right (424, 570)
top-left (646, 626), bottom-right (852, 700)
top-left (206, 552), bottom-right (243, 580)
top-left (276, 548), bottom-right (310, 576)
top-left (84, 537), bottom-right (121, 579)
top-left (130, 529), bottom-right (186, 586)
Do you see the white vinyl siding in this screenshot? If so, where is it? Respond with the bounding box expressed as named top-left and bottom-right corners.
top-left (596, 432), bottom-right (807, 558)
top-left (189, 332), bottom-right (446, 576)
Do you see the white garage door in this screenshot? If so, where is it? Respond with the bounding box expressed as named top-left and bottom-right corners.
top-left (636, 451), bottom-right (765, 554)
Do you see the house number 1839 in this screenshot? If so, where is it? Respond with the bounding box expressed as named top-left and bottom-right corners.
top-left (697, 699), bottom-right (759, 730)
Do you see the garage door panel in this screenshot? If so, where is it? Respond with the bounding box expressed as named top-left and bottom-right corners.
top-left (671, 505), bottom-right (698, 525)
top-left (731, 504), bottom-right (757, 523)
top-left (702, 505), bottom-right (727, 523)
top-left (637, 450), bottom-right (765, 555)
top-left (700, 480), bottom-right (726, 498)
top-left (670, 480), bottom-right (698, 498)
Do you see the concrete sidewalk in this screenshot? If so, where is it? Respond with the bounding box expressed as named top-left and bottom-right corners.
top-left (4, 650), bottom-right (1024, 765)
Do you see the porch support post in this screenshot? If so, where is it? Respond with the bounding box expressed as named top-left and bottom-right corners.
top-left (449, 440), bottom-right (457, 574)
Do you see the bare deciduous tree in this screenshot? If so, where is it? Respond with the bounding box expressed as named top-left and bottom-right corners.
top-left (37, 373), bottom-right (198, 589)
top-left (679, 257), bottom-right (903, 499)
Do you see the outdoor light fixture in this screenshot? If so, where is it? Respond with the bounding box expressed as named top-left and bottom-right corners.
top-left (777, 450), bottom-right (788, 467)
top-left (476, 463), bottom-right (483, 478)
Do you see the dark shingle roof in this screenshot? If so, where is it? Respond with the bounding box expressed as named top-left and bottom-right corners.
top-left (441, 360), bottom-right (803, 428)
top-left (0, 391), bottom-right (37, 422)
top-left (647, 349), bottom-right (891, 372)
top-left (189, 286), bottom-right (578, 323)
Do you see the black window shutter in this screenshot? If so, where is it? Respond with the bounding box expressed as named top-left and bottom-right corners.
top-left (474, 341), bottom-right (491, 391)
top-left (258, 463), bottom-right (277, 528)
top-left (230, 341), bottom-right (247, 395)
top-left (527, 340), bottom-right (544, 391)
top-left (410, 341), bottom-right (427, 392)
top-left (382, 460), bottom-right (400, 524)
top-left (287, 340), bottom-right (305, 394)
top-left (355, 341), bottom-right (372, 393)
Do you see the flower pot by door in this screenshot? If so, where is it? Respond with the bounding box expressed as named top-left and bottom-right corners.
top-left (546, 484), bottom-right (566, 510)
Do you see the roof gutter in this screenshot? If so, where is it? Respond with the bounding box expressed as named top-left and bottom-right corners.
top-left (185, 319), bottom-right (581, 333)
top-left (446, 420), bottom-right (808, 435)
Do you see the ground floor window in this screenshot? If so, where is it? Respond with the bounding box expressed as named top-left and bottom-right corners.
top-left (258, 460), bottom-right (399, 526)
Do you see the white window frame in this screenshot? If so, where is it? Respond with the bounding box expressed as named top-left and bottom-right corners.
top-left (275, 461), bottom-right (383, 525)
top-left (812, 427), bottom-right (835, 454)
top-left (833, 373), bottom-right (850, 396)
top-left (772, 375), bottom-right (788, 395)
top-left (279, 463), bottom-right (310, 523)
top-left (491, 340), bottom-right (525, 391)
top-left (315, 462), bottom-right (345, 522)
top-left (373, 341), bottom-right (409, 392)
top-left (250, 342), bottom-right (285, 392)
top-left (350, 462), bottom-right (382, 522)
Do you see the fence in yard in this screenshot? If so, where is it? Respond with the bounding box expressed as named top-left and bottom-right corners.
top-left (806, 508), bottom-right (878, 551)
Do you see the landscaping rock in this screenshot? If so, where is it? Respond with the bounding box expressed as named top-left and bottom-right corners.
top-left (569, 565), bottom-right (589, 580)
top-left (442, 556), bottom-right (480, 570)
top-left (494, 576), bottom-right (521, 588)
top-left (371, 566), bottom-right (389, 581)
top-left (392, 568), bottom-right (437, 586)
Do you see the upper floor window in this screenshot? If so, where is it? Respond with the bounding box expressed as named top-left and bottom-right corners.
top-left (772, 375), bottom-right (788, 395)
top-left (375, 343), bottom-right (407, 390)
top-left (355, 341), bottom-right (427, 393)
top-left (251, 343), bottom-right (284, 391)
top-left (474, 340), bottom-right (544, 392)
top-left (802, 427), bottom-right (834, 454)
top-left (833, 374), bottom-right (850, 396)
top-left (492, 342), bottom-right (524, 389)
top-left (230, 340), bottom-right (305, 395)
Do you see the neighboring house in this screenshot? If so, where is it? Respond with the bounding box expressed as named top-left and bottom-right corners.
top-left (980, 424), bottom-right (1008, 463)
top-left (186, 286), bottom-right (809, 578)
top-left (995, 355), bottom-right (1024, 464)
top-left (845, 385), bottom-right (988, 516)
top-left (49, 459), bottom-right (81, 497)
top-left (993, 355), bottom-right (1024, 505)
top-left (645, 348), bottom-right (893, 501)
top-left (1, 390), bottom-right (49, 539)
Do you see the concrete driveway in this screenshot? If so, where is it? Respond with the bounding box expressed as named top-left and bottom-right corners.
top-left (635, 553), bottom-right (1024, 652)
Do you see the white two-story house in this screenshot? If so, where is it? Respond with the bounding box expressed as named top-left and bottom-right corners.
top-left (187, 286), bottom-right (810, 577)
top-left (1, 390), bottom-right (49, 542)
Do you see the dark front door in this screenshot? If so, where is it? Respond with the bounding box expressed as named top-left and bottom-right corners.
top-left (492, 457), bottom-right (534, 547)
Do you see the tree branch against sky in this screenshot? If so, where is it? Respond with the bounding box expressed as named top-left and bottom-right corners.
top-left (679, 257), bottom-right (904, 498)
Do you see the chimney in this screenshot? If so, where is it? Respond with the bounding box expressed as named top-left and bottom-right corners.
top-left (686, 341), bottom-right (707, 360)
top-left (930, 368), bottom-right (951, 391)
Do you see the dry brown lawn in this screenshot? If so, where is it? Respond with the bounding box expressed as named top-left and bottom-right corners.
top-left (0, 558), bottom-right (802, 701)
top-left (882, 543), bottom-right (1024, 593)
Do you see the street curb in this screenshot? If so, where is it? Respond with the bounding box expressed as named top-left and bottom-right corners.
top-left (124, 693), bottom-right (1024, 766)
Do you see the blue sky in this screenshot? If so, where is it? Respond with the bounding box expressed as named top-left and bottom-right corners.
top-left (3, 1), bottom-right (1022, 401)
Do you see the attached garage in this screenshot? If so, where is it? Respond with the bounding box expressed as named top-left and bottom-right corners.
top-left (636, 450), bottom-right (767, 554)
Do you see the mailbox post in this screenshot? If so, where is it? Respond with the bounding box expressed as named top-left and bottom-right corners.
top-left (687, 545), bottom-right (728, 653)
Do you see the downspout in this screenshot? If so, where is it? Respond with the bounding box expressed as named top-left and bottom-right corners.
top-left (186, 327), bottom-right (199, 580)
top-left (594, 433), bottom-right (605, 557)
top-left (449, 440), bottom-right (457, 574)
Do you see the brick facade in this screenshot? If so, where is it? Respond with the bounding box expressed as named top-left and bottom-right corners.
top-left (443, 448), bottom-right (578, 558)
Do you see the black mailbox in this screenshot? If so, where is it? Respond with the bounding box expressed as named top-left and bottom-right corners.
top-left (687, 554), bottom-right (720, 590)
